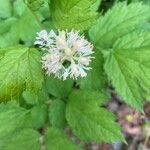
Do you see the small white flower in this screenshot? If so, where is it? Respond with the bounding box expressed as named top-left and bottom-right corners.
top-left (34, 30), bottom-right (56, 48)
top-left (35, 29), bottom-right (94, 80)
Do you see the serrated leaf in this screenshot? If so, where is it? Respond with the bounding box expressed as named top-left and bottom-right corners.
top-left (46, 77), bottom-right (73, 98)
top-left (0, 45), bottom-right (44, 101)
top-left (3, 129), bottom-right (40, 150)
top-left (66, 90), bottom-right (124, 142)
top-left (113, 31), bottom-right (150, 49)
top-left (89, 2), bottom-right (150, 49)
top-left (104, 31), bottom-right (150, 110)
top-left (45, 127), bottom-right (81, 150)
top-left (49, 99), bottom-right (66, 129)
top-left (50, 0), bottom-right (99, 31)
top-left (0, 102), bottom-right (29, 145)
top-left (77, 49), bottom-right (106, 91)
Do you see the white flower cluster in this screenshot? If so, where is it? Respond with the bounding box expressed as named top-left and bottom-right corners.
top-left (34, 29), bottom-right (94, 80)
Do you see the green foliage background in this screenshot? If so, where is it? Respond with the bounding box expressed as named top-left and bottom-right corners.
top-left (0, 0), bottom-right (150, 149)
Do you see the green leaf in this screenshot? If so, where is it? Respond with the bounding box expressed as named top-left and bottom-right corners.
top-left (145, 0), bottom-right (150, 5)
top-left (140, 0), bottom-right (150, 6)
top-left (77, 49), bottom-right (106, 91)
top-left (39, 0), bottom-right (50, 19)
top-left (66, 90), bottom-right (124, 142)
top-left (22, 90), bottom-right (38, 105)
top-left (0, 102), bottom-right (29, 144)
top-left (0, 17), bottom-right (19, 48)
top-left (0, 25), bottom-right (19, 48)
top-left (90, 0), bottom-right (102, 11)
top-left (0, 45), bottom-right (44, 101)
top-left (30, 104), bottom-right (48, 129)
top-left (0, 2), bottom-right (41, 48)
top-left (0, 33), bottom-right (18, 48)
top-left (12, 9), bottom-right (41, 46)
top-left (0, 0), bottom-right (12, 19)
top-left (50, 0), bottom-right (99, 31)
top-left (0, 18), bottom-right (17, 34)
top-left (113, 31), bottom-right (150, 49)
top-left (89, 2), bottom-right (150, 49)
top-left (49, 99), bottom-right (66, 129)
top-left (69, 90), bottom-right (109, 105)
top-left (45, 127), bottom-right (80, 150)
top-left (3, 129), bottom-right (40, 150)
top-left (37, 82), bottom-right (50, 103)
top-left (104, 31), bottom-right (150, 110)
top-left (46, 77), bottom-right (73, 98)
top-left (22, 84), bottom-right (49, 104)
top-left (13, 0), bottom-right (27, 17)
top-left (25, 0), bottom-right (45, 11)
top-left (138, 22), bottom-right (150, 32)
